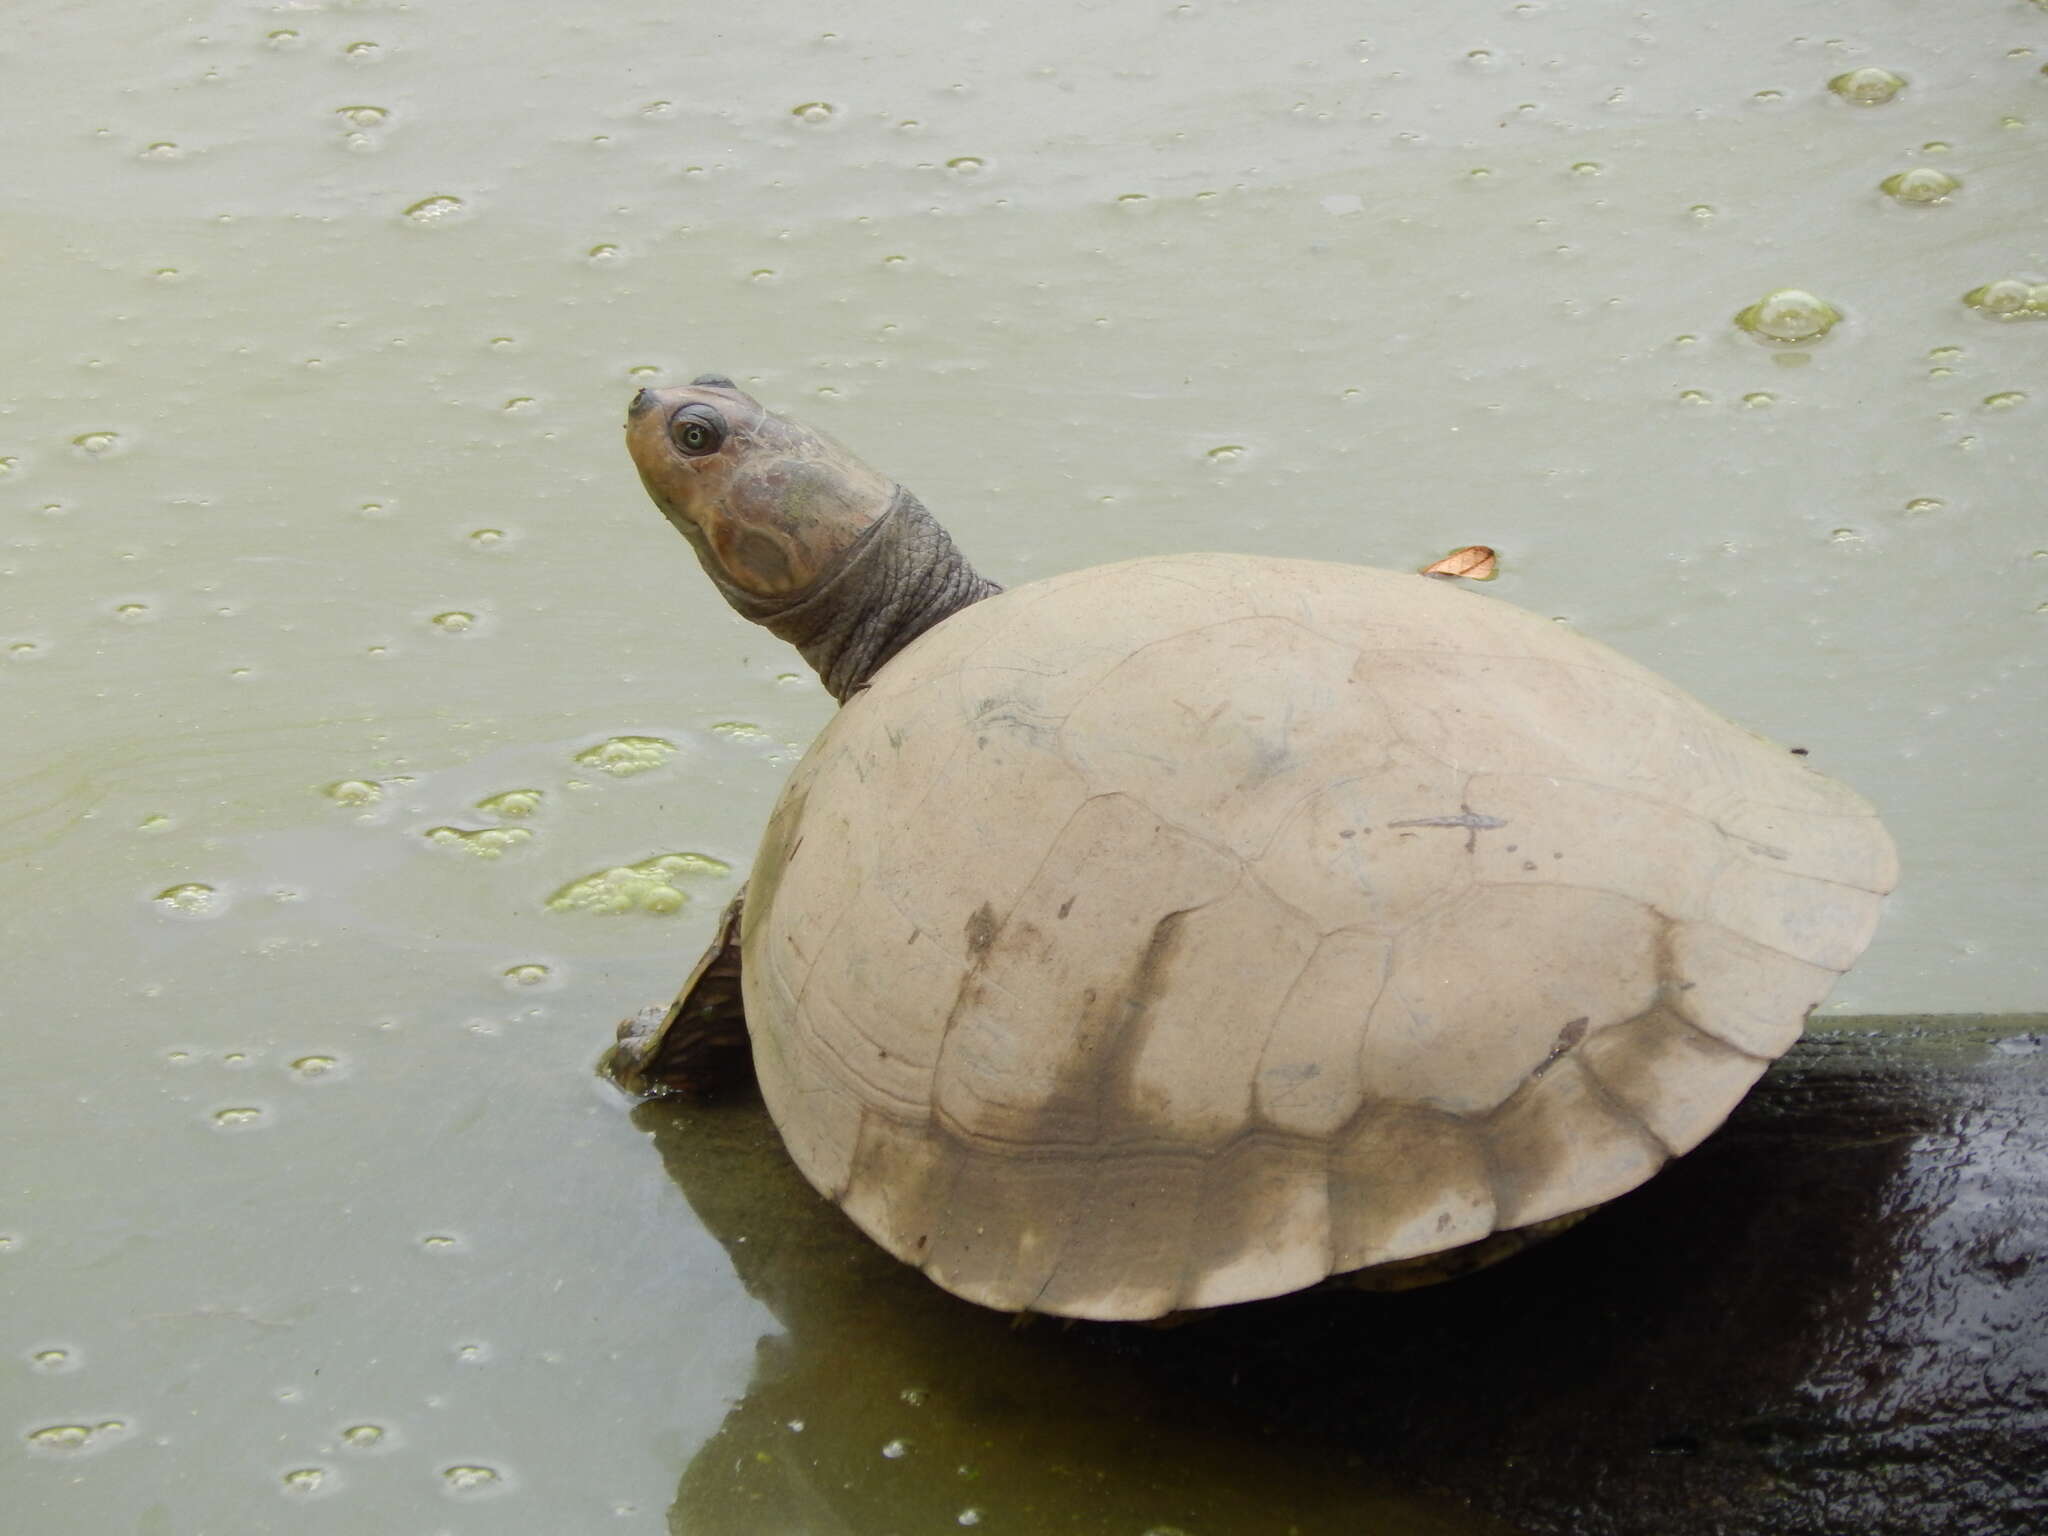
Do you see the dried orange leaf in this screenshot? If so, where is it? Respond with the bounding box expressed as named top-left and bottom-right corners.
top-left (1420, 545), bottom-right (1498, 580)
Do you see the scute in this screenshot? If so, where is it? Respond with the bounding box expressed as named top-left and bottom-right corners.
top-left (741, 555), bottom-right (1896, 1319)
top-left (1117, 882), bottom-right (1318, 1142)
top-left (1253, 927), bottom-right (1389, 1136)
top-left (1484, 1052), bottom-right (1668, 1228)
top-left (1362, 883), bottom-right (1662, 1115)
top-left (1056, 614), bottom-right (1369, 858)
top-left (1180, 1135), bottom-right (1334, 1310)
top-left (1328, 1107), bottom-right (1497, 1269)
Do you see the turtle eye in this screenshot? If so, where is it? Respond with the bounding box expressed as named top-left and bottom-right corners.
top-left (670, 405), bottom-right (727, 457)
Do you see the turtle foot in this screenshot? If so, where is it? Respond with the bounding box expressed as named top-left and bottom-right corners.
top-left (596, 889), bottom-right (753, 1099)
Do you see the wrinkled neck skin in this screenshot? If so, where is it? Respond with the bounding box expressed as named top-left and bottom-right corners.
top-left (703, 487), bottom-right (1000, 701)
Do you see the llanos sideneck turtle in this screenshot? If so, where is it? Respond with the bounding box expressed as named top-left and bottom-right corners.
top-left (603, 376), bottom-right (1897, 1322)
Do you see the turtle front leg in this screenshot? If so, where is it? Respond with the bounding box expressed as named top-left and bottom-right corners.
top-left (599, 887), bottom-right (753, 1098)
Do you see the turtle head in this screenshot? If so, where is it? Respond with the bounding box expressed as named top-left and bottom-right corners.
top-left (626, 376), bottom-right (896, 598)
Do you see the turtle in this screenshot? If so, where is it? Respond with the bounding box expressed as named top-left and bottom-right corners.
top-left (602, 375), bottom-right (1898, 1322)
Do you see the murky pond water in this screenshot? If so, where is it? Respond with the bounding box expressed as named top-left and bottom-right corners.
top-left (5, 1), bottom-right (2043, 1531)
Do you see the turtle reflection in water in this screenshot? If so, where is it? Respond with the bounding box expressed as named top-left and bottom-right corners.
top-left (601, 376), bottom-right (1896, 1322)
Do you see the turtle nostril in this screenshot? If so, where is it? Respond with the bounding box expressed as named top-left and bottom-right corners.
top-left (629, 388), bottom-right (657, 417)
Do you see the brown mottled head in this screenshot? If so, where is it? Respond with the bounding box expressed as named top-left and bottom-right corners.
top-left (625, 376), bottom-right (896, 598)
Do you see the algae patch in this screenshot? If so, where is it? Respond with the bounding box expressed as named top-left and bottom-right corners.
top-left (574, 736), bottom-right (677, 776)
top-left (424, 825), bottom-right (533, 859)
top-left (546, 852), bottom-right (731, 915)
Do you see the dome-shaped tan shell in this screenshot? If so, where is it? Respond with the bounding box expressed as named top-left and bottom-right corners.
top-left (737, 553), bottom-right (1896, 1321)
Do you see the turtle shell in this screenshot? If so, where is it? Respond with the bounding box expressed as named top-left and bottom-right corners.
top-left (737, 554), bottom-right (1896, 1320)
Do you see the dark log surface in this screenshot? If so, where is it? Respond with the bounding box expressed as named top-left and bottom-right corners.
top-left (638, 1018), bottom-right (2047, 1535)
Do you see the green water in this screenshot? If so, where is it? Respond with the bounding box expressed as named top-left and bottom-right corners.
top-left (5, 1), bottom-right (2044, 1531)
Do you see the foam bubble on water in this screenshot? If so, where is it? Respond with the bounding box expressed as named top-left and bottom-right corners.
top-left (791, 102), bottom-right (836, 124)
top-left (324, 779), bottom-right (382, 807)
top-left (1881, 168), bottom-right (1959, 204)
top-left (281, 1467), bottom-right (330, 1496)
top-left (27, 1422), bottom-right (127, 1455)
top-left (442, 1464), bottom-right (503, 1495)
top-left (155, 882), bottom-right (217, 914)
top-left (403, 196), bottom-right (466, 224)
top-left (430, 611), bottom-right (475, 632)
top-left (1962, 278), bottom-right (2048, 319)
top-left (1734, 289), bottom-right (1841, 344)
top-left (1828, 67), bottom-right (1906, 105)
top-left (72, 431), bottom-right (122, 456)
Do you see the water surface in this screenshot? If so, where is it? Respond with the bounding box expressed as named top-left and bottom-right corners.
top-left (6, 1), bottom-right (2044, 1530)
